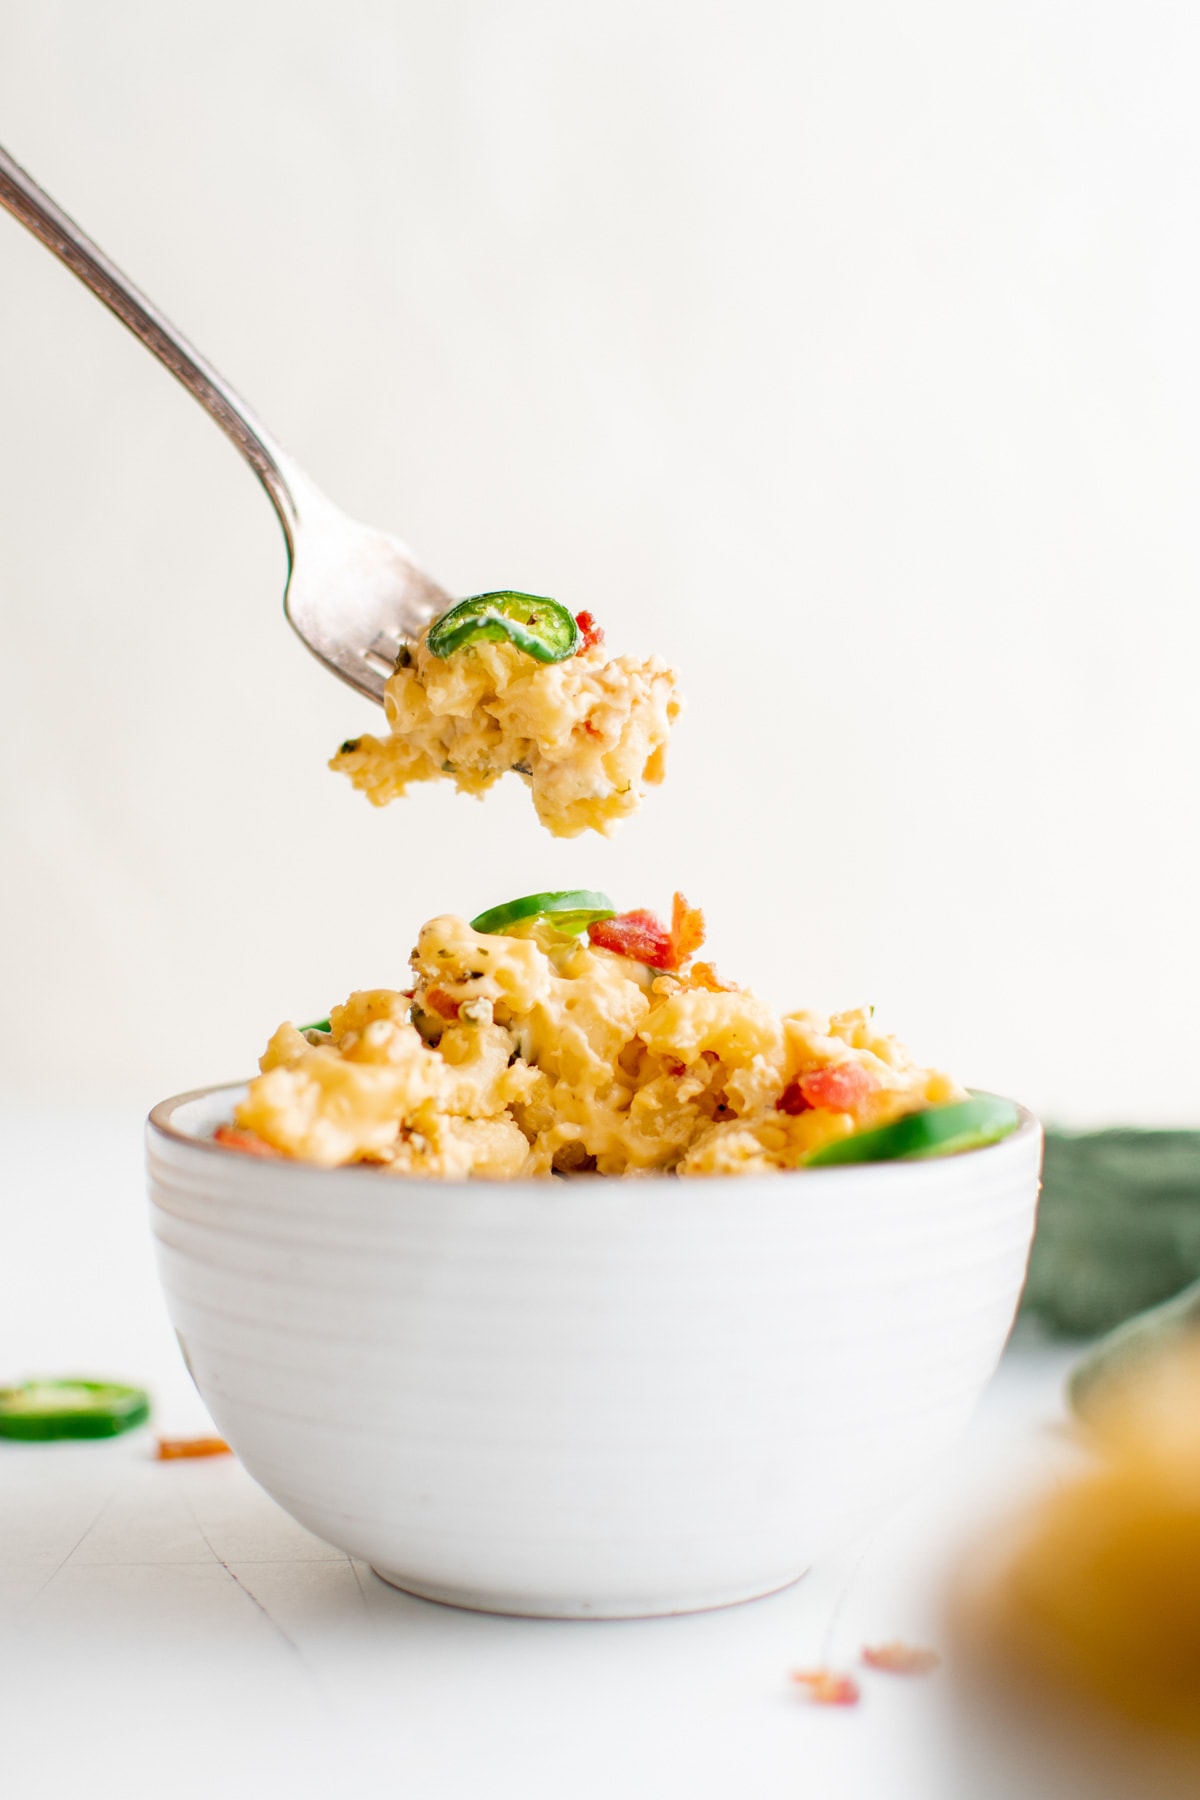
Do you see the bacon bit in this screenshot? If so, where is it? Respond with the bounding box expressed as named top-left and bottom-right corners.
top-left (688, 961), bottom-right (736, 993)
top-left (156, 1436), bottom-right (233, 1461)
top-left (582, 718), bottom-right (603, 737)
top-left (588, 909), bottom-right (676, 969)
top-left (424, 987), bottom-right (461, 1021)
top-left (799, 1062), bottom-right (876, 1112)
top-left (588, 891), bottom-right (707, 972)
top-left (212, 1125), bottom-right (282, 1158)
top-left (861, 1642), bottom-right (941, 1675)
top-left (791, 1669), bottom-right (861, 1707)
top-left (775, 1079), bottom-right (812, 1116)
top-left (575, 610), bottom-right (604, 652)
top-left (670, 892), bottom-right (706, 965)
top-left (664, 1057), bottom-right (687, 1077)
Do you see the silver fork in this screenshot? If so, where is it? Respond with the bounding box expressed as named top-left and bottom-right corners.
top-left (0, 143), bottom-right (450, 703)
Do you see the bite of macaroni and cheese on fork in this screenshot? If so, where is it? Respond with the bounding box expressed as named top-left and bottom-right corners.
top-left (331, 593), bottom-right (680, 839)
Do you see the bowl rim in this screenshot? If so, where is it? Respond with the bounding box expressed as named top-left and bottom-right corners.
top-left (147, 1079), bottom-right (1042, 1191)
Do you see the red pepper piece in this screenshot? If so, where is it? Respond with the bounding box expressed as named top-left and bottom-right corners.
top-left (588, 892), bottom-right (707, 972)
top-left (574, 610), bottom-right (604, 652)
top-left (799, 1063), bottom-right (875, 1113)
top-left (212, 1125), bottom-right (282, 1158)
top-left (790, 1669), bottom-right (861, 1707)
top-left (588, 909), bottom-right (676, 969)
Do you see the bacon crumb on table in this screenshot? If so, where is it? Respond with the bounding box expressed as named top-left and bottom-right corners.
top-left (861, 1642), bottom-right (941, 1675)
top-left (156, 1436), bottom-right (232, 1461)
top-left (790, 1669), bottom-right (862, 1707)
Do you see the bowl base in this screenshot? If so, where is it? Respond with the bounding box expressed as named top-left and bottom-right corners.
top-left (368, 1564), bottom-right (810, 1620)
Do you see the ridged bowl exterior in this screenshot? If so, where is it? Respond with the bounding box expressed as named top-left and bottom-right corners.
top-left (147, 1086), bottom-right (1042, 1618)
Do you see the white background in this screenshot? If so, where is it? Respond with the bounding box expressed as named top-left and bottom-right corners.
top-left (2, 1), bottom-right (1198, 1122)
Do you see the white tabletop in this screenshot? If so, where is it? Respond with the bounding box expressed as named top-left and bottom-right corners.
top-left (1, 1105), bottom-right (1077, 1799)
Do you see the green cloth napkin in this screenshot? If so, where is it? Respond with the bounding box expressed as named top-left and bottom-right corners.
top-left (1068, 1277), bottom-right (1200, 1424)
top-left (1019, 1128), bottom-right (1200, 1337)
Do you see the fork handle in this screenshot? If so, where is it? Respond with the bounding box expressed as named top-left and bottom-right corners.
top-left (0, 143), bottom-right (304, 562)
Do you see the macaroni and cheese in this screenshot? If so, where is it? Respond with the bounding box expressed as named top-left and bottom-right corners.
top-left (332, 605), bottom-right (680, 839)
top-left (226, 894), bottom-right (969, 1179)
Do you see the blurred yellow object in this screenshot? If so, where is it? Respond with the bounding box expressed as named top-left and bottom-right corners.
top-left (958, 1342), bottom-right (1200, 1747)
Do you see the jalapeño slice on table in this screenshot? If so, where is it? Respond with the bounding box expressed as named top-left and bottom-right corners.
top-left (426, 592), bottom-right (580, 664)
top-left (0, 1379), bottom-right (152, 1441)
top-left (471, 889), bottom-right (616, 938)
top-left (804, 1095), bottom-right (1020, 1168)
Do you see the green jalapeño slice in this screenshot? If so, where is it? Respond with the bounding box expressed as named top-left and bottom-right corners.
top-left (426, 592), bottom-right (580, 664)
top-left (804, 1095), bottom-right (1020, 1167)
top-left (471, 889), bottom-right (616, 938)
top-left (0, 1379), bottom-right (152, 1441)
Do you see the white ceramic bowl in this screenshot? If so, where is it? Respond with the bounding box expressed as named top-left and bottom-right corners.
top-left (147, 1085), bottom-right (1041, 1619)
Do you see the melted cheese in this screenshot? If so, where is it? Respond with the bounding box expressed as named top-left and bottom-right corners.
top-left (331, 624), bottom-right (681, 838)
top-left (235, 915), bottom-right (963, 1178)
